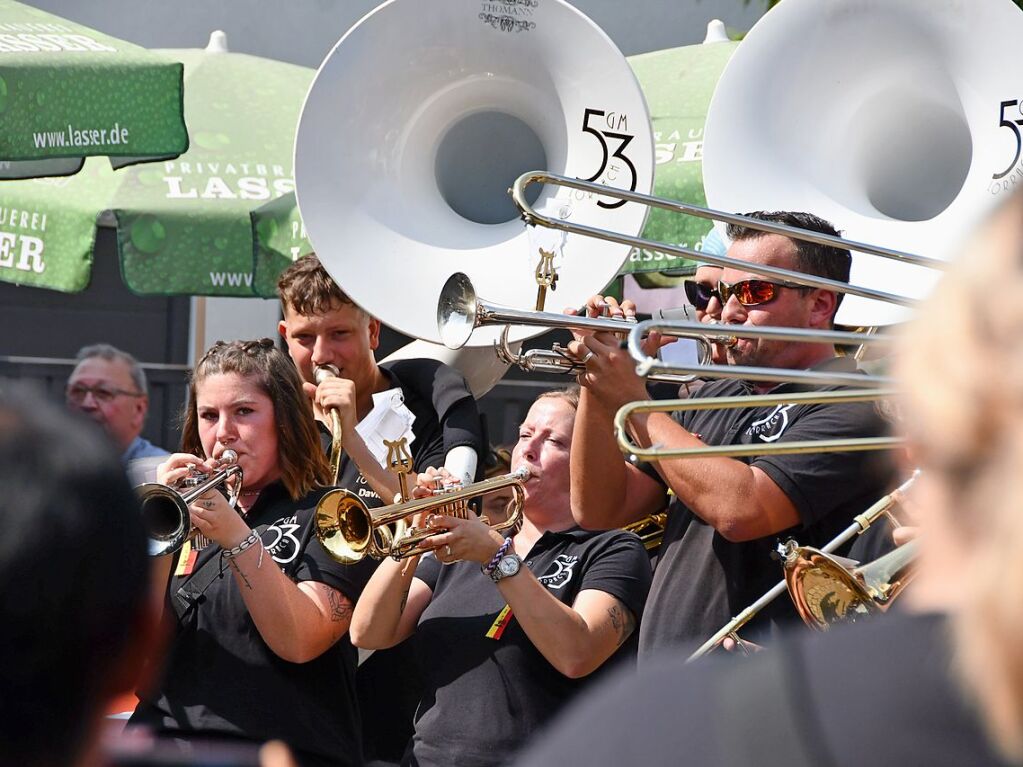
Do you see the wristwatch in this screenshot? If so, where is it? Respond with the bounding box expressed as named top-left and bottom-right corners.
top-left (489, 553), bottom-right (522, 583)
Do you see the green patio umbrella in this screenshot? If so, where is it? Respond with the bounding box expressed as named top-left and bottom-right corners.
top-left (621, 26), bottom-right (738, 287)
top-left (0, 0), bottom-right (187, 179)
top-left (0, 31), bottom-right (312, 294)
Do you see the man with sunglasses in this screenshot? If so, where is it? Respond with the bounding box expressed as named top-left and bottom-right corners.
top-left (682, 263), bottom-right (727, 365)
top-left (65, 343), bottom-right (168, 466)
top-left (567, 211), bottom-right (894, 659)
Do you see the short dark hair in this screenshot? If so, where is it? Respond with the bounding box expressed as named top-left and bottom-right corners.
top-left (277, 254), bottom-right (360, 317)
top-left (726, 211), bottom-right (851, 315)
top-left (181, 339), bottom-right (330, 500)
top-left (0, 386), bottom-right (148, 767)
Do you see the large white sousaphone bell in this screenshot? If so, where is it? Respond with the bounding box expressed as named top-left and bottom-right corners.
top-left (295, 0), bottom-right (654, 352)
top-left (703, 0), bottom-right (1023, 327)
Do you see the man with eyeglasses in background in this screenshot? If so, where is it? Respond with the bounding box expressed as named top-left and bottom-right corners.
top-left (66, 343), bottom-right (168, 466)
top-left (566, 211), bottom-right (896, 659)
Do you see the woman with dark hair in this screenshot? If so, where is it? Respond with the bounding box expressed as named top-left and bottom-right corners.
top-left (130, 339), bottom-right (373, 767)
top-left (350, 387), bottom-right (652, 767)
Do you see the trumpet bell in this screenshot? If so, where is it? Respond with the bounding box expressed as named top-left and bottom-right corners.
top-left (295, 0), bottom-right (653, 346)
top-left (315, 488), bottom-right (374, 565)
top-left (137, 482), bottom-right (190, 557)
top-left (703, 0), bottom-right (1023, 326)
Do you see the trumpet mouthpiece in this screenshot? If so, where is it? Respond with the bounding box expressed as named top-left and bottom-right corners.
top-left (314, 364), bottom-right (340, 384)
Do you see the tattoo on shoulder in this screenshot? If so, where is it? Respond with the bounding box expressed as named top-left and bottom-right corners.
top-left (328, 589), bottom-right (354, 623)
top-left (607, 602), bottom-right (636, 647)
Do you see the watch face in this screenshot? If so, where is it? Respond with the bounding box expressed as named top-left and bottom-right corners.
top-left (498, 555), bottom-right (520, 577)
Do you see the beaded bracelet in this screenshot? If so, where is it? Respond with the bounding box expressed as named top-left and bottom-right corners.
top-left (222, 530), bottom-right (261, 560)
top-left (481, 537), bottom-right (513, 576)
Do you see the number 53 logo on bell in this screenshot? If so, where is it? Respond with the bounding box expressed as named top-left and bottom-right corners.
top-left (580, 107), bottom-right (638, 210)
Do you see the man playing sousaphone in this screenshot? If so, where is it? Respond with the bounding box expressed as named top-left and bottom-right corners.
top-left (567, 211), bottom-right (897, 658)
top-left (276, 254), bottom-right (486, 765)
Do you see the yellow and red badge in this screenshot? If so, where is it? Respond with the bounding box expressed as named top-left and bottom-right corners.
top-left (485, 604), bottom-right (513, 640)
top-left (174, 540), bottom-right (197, 576)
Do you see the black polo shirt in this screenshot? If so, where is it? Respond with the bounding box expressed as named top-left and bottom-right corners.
top-left (131, 482), bottom-right (377, 767)
top-left (639, 357), bottom-right (896, 658)
top-left (323, 358), bottom-right (484, 764)
top-left (405, 528), bottom-right (652, 767)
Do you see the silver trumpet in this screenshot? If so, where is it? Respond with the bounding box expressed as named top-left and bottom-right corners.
top-left (136, 449), bottom-right (243, 557)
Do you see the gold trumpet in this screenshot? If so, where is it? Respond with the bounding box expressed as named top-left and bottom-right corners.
top-left (687, 471), bottom-right (918, 661)
top-left (315, 468), bottom-right (530, 564)
top-left (136, 450), bottom-right (243, 557)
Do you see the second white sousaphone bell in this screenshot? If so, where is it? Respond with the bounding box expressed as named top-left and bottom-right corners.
top-left (703, 0), bottom-right (1023, 327)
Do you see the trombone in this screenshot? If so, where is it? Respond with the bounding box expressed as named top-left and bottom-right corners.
top-left (625, 319), bottom-right (895, 389)
top-left (615, 388), bottom-right (903, 463)
top-left (438, 271), bottom-right (732, 385)
top-left (687, 471), bottom-right (919, 661)
top-left (315, 468), bottom-right (530, 564)
top-left (136, 450), bottom-right (243, 557)
top-left (509, 171), bottom-right (944, 307)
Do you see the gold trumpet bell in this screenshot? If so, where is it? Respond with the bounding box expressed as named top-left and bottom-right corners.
top-left (780, 539), bottom-right (917, 631)
top-left (315, 489), bottom-right (376, 565)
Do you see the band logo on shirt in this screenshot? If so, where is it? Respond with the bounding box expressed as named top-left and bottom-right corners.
top-left (746, 404), bottom-right (795, 443)
top-left (537, 555), bottom-right (579, 590)
top-left (261, 516), bottom-right (303, 564)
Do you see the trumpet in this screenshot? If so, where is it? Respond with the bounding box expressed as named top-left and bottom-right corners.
top-left (136, 450), bottom-right (243, 557)
top-left (315, 467), bottom-right (530, 564)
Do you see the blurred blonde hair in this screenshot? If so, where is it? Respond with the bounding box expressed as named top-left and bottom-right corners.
top-left (898, 192), bottom-right (1023, 760)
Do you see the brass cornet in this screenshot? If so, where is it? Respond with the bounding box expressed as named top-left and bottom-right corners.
top-left (315, 467), bottom-right (530, 564)
top-left (136, 450), bottom-right (243, 557)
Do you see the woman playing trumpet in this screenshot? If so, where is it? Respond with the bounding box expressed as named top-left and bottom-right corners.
top-left (350, 387), bottom-right (652, 767)
top-left (130, 339), bottom-right (373, 767)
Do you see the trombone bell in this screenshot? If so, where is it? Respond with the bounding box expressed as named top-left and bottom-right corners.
top-left (780, 538), bottom-right (918, 630)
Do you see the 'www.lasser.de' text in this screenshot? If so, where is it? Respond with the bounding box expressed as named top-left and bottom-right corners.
top-left (32, 123), bottom-right (130, 150)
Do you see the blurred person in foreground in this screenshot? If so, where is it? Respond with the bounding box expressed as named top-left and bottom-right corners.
top-left (0, 386), bottom-right (154, 767)
top-left (129, 340), bottom-right (374, 767)
top-left (350, 388), bottom-right (651, 767)
top-left (514, 194), bottom-right (1023, 766)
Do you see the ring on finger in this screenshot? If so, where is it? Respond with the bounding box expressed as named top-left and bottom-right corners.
top-left (444, 544), bottom-right (452, 557)
top-left (581, 351), bottom-right (595, 364)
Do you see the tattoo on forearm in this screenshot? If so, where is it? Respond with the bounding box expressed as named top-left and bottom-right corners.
top-left (228, 559), bottom-right (253, 590)
top-left (329, 589), bottom-right (354, 623)
top-left (607, 603), bottom-right (635, 647)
